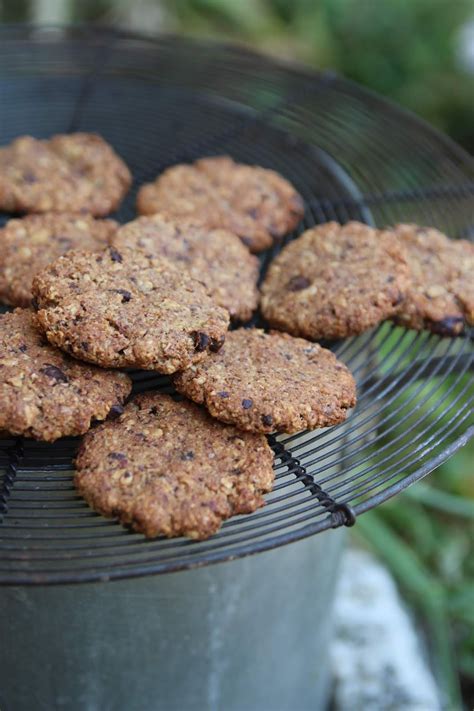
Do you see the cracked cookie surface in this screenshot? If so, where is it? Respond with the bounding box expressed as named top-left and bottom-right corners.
top-left (75, 392), bottom-right (275, 539)
top-left (32, 246), bottom-right (230, 372)
top-left (136, 155), bottom-right (304, 253)
top-left (391, 224), bottom-right (474, 336)
top-left (0, 309), bottom-right (131, 441)
top-left (174, 329), bottom-right (356, 433)
top-left (260, 221), bottom-right (409, 340)
top-left (0, 133), bottom-right (131, 215)
top-left (0, 213), bottom-right (118, 307)
top-left (113, 213), bottom-right (259, 321)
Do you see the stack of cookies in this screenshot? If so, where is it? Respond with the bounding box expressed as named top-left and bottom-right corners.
top-left (1, 132), bottom-right (472, 540)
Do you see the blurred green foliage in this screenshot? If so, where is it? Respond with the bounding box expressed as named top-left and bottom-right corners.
top-left (166, 0), bottom-right (474, 151)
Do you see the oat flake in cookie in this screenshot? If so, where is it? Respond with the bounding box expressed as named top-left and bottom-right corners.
top-left (0, 309), bottom-right (131, 442)
top-left (0, 213), bottom-right (118, 307)
top-left (174, 329), bottom-right (356, 433)
top-left (75, 392), bottom-right (275, 540)
top-left (32, 246), bottom-right (230, 373)
top-left (113, 213), bottom-right (259, 321)
top-left (0, 133), bottom-right (131, 215)
top-left (391, 224), bottom-right (474, 336)
top-left (136, 155), bottom-right (304, 253)
top-left (261, 221), bottom-right (409, 340)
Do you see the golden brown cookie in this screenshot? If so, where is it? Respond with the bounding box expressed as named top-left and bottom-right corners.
top-left (32, 246), bottom-right (230, 373)
top-left (391, 224), bottom-right (474, 336)
top-left (0, 133), bottom-right (131, 215)
top-left (174, 329), bottom-right (356, 433)
top-left (0, 213), bottom-right (118, 307)
top-left (260, 221), bottom-right (409, 340)
top-left (136, 156), bottom-right (304, 253)
top-left (0, 309), bottom-right (131, 442)
top-left (113, 213), bottom-right (259, 321)
top-left (75, 392), bottom-right (275, 539)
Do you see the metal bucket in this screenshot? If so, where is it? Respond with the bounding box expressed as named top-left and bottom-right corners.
top-left (0, 528), bottom-right (345, 711)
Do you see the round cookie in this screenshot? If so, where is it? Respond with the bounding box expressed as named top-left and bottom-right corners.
top-left (136, 155), bottom-right (304, 253)
top-left (75, 392), bottom-right (275, 539)
top-left (32, 246), bottom-right (230, 373)
top-left (0, 309), bottom-right (132, 442)
top-left (0, 213), bottom-right (118, 307)
top-left (0, 133), bottom-right (131, 215)
top-left (391, 224), bottom-right (474, 336)
top-left (174, 329), bottom-right (356, 433)
top-left (260, 221), bottom-right (409, 340)
top-left (113, 213), bottom-right (259, 321)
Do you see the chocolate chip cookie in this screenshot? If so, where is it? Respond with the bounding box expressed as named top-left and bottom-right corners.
top-left (113, 213), bottom-right (259, 321)
top-left (391, 224), bottom-right (474, 336)
top-left (32, 246), bottom-right (230, 372)
top-left (136, 156), bottom-right (304, 253)
top-left (0, 309), bottom-right (131, 441)
top-left (0, 213), bottom-right (118, 307)
top-left (0, 133), bottom-right (131, 215)
top-left (174, 329), bottom-right (356, 433)
top-left (260, 221), bottom-right (409, 340)
top-left (75, 392), bottom-right (275, 539)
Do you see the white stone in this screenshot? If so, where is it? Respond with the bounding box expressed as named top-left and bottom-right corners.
top-left (331, 548), bottom-right (441, 711)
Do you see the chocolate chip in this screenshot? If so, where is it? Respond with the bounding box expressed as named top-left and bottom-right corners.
top-left (57, 236), bottom-right (72, 248)
top-left (193, 331), bottom-right (210, 352)
top-left (115, 288), bottom-right (132, 303)
top-left (218, 391), bottom-right (229, 398)
top-left (40, 364), bottom-right (69, 383)
top-left (107, 403), bottom-right (125, 419)
top-left (181, 451), bottom-right (194, 461)
top-left (18, 344), bottom-right (27, 353)
top-left (287, 275), bottom-right (311, 291)
top-left (431, 316), bottom-right (464, 337)
top-left (81, 341), bottom-right (89, 351)
top-left (386, 275), bottom-right (395, 283)
top-left (210, 335), bottom-right (225, 352)
top-left (23, 171), bottom-right (37, 184)
top-left (261, 414), bottom-right (273, 427)
top-left (242, 398), bottom-right (253, 409)
top-left (150, 406), bottom-right (158, 415)
top-left (109, 247), bottom-right (123, 263)
top-left (31, 297), bottom-right (39, 311)
top-left (108, 451), bottom-right (127, 463)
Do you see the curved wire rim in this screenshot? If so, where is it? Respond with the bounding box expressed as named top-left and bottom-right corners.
top-left (0, 26), bottom-right (473, 584)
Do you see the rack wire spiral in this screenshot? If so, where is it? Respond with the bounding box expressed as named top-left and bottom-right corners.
top-left (0, 26), bottom-right (473, 585)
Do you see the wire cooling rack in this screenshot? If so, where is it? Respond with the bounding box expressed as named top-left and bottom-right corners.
top-left (0, 26), bottom-right (473, 585)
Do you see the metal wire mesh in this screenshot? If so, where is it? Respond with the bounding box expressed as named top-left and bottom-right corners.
top-left (0, 26), bottom-right (473, 585)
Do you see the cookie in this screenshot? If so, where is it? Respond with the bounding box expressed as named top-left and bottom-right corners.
top-left (0, 309), bottom-right (131, 442)
top-left (136, 156), bottom-right (304, 253)
top-left (0, 213), bottom-right (118, 307)
top-left (75, 392), bottom-right (275, 539)
top-left (113, 213), bottom-right (259, 321)
top-left (260, 221), bottom-right (409, 340)
top-left (32, 246), bottom-right (230, 372)
top-left (0, 133), bottom-right (131, 215)
top-left (391, 224), bottom-right (474, 336)
top-left (174, 329), bottom-right (356, 433)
